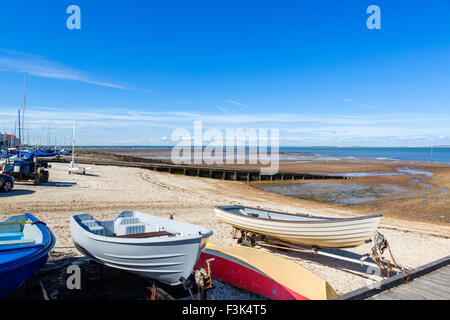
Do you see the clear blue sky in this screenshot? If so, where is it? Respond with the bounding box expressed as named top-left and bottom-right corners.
top-left (0, 0), bottom-right (449, 146)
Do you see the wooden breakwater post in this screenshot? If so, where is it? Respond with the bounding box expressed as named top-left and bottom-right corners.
top-left (70, 154), bottom-right (352, 182)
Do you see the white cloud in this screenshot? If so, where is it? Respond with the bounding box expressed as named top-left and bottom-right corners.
top-left (0, 49), bottom-right (126, 89)
top-left (1, 105), bottom-right (449, 146)
top-left (216, 105), bottom-right (228, 114)
top-left (227, 100), bottom-right (249, 108)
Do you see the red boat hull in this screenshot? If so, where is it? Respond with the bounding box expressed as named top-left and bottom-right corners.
top-left (195, 251), bottom-right (309, 300)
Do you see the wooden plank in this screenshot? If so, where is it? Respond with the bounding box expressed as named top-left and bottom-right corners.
top-left (113, 231), bottom-right (173, 239)
top-left (417, 277), bottom-right (450, 291)
top-left (413, 277), bottom-right (450, 294)
top-left (407, 278), bottom-right (450, 298)
top-left (430, 265), bottom-right (450, 275)
top-left (388, 286), bottom-right (436, 300)
top-left (373, 287), bottom-right (425, 300)
top-left (423, 272), bottom-right (450, 284)
top-left (334, 255), bottom-right (450, 300)
top-left (439, 266), bottom-right (450, 276)
top-left (370, 292), bottom-right (398, 300)
top-left (397, 283), bottom-right (448, 300)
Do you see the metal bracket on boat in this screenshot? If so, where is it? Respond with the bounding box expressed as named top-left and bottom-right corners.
top-left (179, 277), bottom-right (195, 300)
top-left (149, 283), bottom-right (157, 300)
top-left (194, 258), bottom-right (215, 300)
top-left (234, 228), bottom-right (264, 247)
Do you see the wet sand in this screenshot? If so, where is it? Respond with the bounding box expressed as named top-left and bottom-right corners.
top-left (258, 160), bottom-right (450, 224)
top-left (1, 162), bottom-right (449, 297)
top-left (80, 147), bottom-right (450, 223)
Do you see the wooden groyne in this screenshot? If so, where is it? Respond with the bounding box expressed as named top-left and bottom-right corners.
top-left (334, 255), bottom-right (450, 300)
top-left (68, 156), bottom-right (352, 182)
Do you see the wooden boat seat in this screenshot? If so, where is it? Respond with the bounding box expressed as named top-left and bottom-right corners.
top-left (113, 231), bottom-right (173, 239)
top-left (81, 220), bottom-right (106, 236)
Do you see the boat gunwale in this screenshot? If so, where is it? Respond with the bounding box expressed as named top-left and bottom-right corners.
top-left (216, 205), bottom-right (382, 224)
top-left (70, 214), bottom-right (213, 244)
top-left (0, 213), bottom-right (55, 272)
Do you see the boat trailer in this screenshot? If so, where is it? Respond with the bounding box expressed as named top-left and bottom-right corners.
top-left (232, 227), bottom-right (410, 281)
top-left (1, 159), bottom-right (50, 185)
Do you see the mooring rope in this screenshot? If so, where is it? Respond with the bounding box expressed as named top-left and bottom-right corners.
top-left (0, 221), bottom-right (46, 226)
top-left (371, 232), bottom-right (410, 282)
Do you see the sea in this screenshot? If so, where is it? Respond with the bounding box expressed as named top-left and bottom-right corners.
top-left (91, 146), bottom-right (450, 164)
top-left (279, 147), bottom-right (450, 164)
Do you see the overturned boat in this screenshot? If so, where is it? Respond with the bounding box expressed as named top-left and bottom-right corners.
top-left (70, 211), bottom-right (213, 285)
top-left (216, 205), bottom-right (382, 248)
top-left (196, 242), bottom-right (337, 300)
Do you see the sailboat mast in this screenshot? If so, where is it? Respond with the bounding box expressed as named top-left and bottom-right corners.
top-left (18, 110), bottom-right (21, 158)
top-left (22, 72), bottom-right (27, 146)
top-left (72, 120), bottom-right (76, 163)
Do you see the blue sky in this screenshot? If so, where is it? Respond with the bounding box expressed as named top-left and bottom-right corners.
top-left (0, 0), bottom-right (449, 146)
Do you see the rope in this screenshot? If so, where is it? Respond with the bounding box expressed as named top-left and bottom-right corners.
top-left (371, 232), bottom-right (410, 283)
top-left (0, 221), bottom-right (47, 227)
top-left (0, 221), bottom-right (35, 226)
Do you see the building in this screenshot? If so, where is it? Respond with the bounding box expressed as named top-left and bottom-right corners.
top-left (0, 133), bottom-right (18, 150)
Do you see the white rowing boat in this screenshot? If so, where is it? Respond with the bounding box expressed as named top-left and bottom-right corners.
top-left (70, 211), bottom-right (213, 285)
top-left (215, 205), bottom-right (382, 248)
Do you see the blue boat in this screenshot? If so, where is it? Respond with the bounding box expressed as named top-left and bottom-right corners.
top-left (0, 213), bottom-right (55, 299)
top-left (22, 150), bottom-right (59, 160)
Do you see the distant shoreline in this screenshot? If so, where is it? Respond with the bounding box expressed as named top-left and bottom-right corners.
top-left (75, 145), bottom-right (450, 148)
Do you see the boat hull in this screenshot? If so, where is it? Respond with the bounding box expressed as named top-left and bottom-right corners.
top-left (0, 254), bottom-right (49, 299)
top-left (70, 213), bottom-right (212, 285)
top-left (216, 206), bottom-right (382, 248)
top-left (0, 213), bottom-right (55, 299)
top-left (195, 242), bottom-right (336, 300)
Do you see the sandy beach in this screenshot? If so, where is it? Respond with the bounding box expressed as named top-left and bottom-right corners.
top-left (1, 161), bottom-right (449, 297)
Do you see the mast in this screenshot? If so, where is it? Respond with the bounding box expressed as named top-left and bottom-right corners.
top-left (18, 110), bottom-right (21, 158)
top-left (72, 120), bottom-right (76, 164)
top-left (22, 72), bottom-right (27, 146)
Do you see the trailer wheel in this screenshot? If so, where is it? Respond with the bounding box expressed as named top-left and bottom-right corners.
top-left (43, 170), bottom-right (49, 183)
top-left (34, 174), bottom-right (43, 185)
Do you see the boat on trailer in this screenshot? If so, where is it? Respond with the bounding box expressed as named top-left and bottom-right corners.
top-left (216, 205), bottom-right (382, 248)
top-left (70, 211), bottom-right (213, 285)
top-left (67, 120), bottom-right (91, 175)
top-left (0, 213), bottom-right (55, 299)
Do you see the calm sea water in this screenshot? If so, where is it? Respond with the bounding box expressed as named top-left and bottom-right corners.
top-left (279, 147), bottom-right (450, 164)
top-left (88, 146), bottom-right (450, 164)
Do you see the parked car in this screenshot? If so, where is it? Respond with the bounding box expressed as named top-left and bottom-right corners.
top-left (0, 173), bottom-right (14, 192)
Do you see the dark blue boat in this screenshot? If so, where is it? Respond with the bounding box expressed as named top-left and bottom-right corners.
top-left (0, 213), bottom-right (55, 299)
